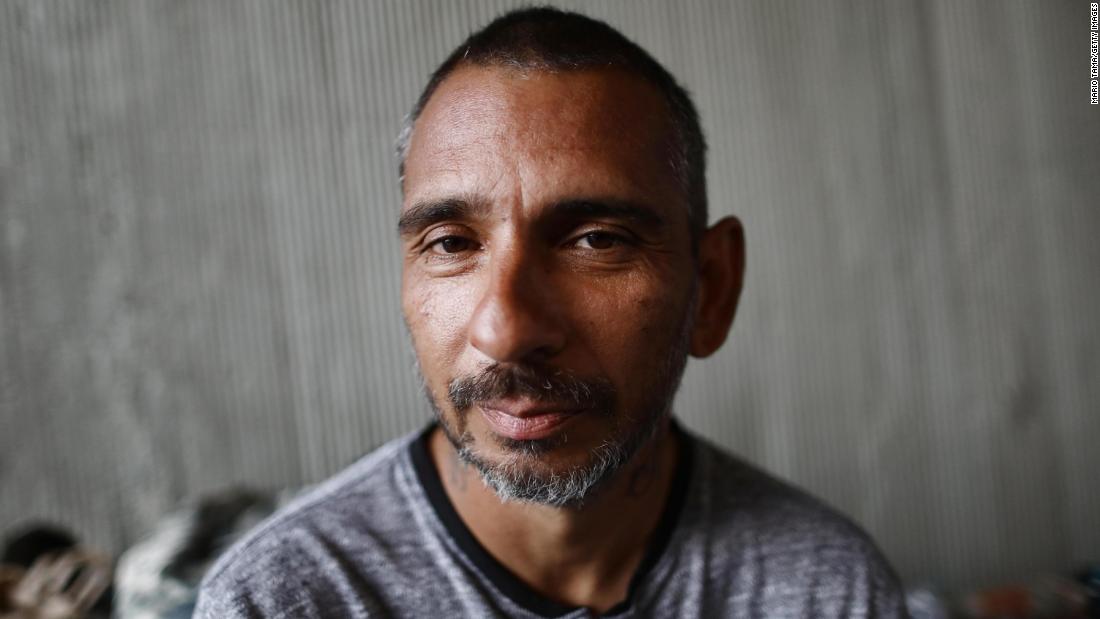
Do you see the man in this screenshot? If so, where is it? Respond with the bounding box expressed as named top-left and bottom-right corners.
top-left (197, 8), bottom-right (906, 618)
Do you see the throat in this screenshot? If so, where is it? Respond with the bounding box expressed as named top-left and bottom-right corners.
top-left (425, 423), bottom-right (683, 612)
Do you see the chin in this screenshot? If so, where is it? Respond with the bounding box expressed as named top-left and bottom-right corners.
top-left (462, 435), bottom-right (627, 508)
top-left (445, 412), bottom-right (663, 508)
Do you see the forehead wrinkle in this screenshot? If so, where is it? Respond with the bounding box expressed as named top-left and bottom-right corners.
top-left (408, 65), bottom-right (688, 230)
top-left (425, 66), bottom-right (666, 157)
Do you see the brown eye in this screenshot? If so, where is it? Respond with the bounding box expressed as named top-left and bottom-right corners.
top-left (429, 236), bottom-right (475, 254)
top-left (577, 232), bottom-right (619, 250)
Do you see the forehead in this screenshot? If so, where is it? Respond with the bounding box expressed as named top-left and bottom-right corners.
top-left (402, 65), bottom-right (684, 212)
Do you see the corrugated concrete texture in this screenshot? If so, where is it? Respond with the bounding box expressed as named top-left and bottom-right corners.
top-left (1, 0), bottom-right (1096, 591)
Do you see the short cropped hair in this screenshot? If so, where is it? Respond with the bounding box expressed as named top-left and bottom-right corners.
top-left (396, 7), bottom-right (709, 242)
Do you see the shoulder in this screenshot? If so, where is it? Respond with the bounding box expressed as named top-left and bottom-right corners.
top-left (194, 431), bottom-right (422, 618)
top-left (688, 435), bottom-right (888, 560)
top-left (684, 434), bottom-right (907, 617)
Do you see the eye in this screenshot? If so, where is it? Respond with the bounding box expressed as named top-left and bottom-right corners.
top-left (574, 231), bottom-right (623, 250)
top-left (427, 235), bottom-right (476, 255)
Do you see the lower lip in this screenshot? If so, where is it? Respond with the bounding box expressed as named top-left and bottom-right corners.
top-left (478, 406), bottom-right (582, 441)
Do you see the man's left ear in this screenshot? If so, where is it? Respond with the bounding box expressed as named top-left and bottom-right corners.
top-left (690, 216), bottom-right (745, 358)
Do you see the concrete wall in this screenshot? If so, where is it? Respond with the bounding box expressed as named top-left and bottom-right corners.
top-left (2, 0), bottom-right (1097, 591)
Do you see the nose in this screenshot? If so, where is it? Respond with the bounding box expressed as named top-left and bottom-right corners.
top-left (468, 244), bottom-right (567, 364)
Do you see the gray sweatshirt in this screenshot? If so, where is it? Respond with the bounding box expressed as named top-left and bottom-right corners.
top-left (196, 423), bottom-right (907, 618)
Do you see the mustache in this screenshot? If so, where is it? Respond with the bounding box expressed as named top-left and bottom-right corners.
top-left (448, 363), bottom-right (616, 412)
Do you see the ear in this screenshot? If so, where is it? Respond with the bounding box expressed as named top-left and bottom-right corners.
top-left (690, 216), bottom-right (745, 358)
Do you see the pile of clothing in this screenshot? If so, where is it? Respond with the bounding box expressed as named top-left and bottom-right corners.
top-left (1, 487), bottom-right (290, 619)
top-left (0, 526), bottom-right (111, 618)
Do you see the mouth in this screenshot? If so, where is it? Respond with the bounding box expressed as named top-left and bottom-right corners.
top-left (477, 398), bottom-right (586, 441)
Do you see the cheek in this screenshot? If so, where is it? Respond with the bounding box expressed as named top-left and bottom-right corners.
top-left (403, 277), bottom-right (478, 367)
top-left (571, 273), bottom-right (689, 361)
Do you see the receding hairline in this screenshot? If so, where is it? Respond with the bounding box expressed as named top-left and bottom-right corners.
top-left (400, 62), bottom-right (687, 190)
top-left (408, 63), bottom-right (681, 151)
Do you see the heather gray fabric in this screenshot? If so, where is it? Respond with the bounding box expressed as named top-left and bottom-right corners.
top-left (196, 424), bottom-right (907, 618)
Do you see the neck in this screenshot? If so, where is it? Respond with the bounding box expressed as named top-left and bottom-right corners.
top-left (428, 419), bottom-right (681, 613)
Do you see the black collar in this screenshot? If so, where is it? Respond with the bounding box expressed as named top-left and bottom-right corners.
top-left (409, 420), bottom-right (695, 618)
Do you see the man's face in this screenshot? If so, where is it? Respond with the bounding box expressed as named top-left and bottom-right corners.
top-left (399, 65), bottom-right (698, 506)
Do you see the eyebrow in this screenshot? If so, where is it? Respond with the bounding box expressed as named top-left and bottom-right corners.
top-left (548, 199), bottom-right (665, 230)
top-left (396, 196), bottom-right (667, 237)
top-left (397, 197), bottom-right (488, 238)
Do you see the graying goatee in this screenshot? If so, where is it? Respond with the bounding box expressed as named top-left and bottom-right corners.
top-left (417, 281), bottom-right (698, 507)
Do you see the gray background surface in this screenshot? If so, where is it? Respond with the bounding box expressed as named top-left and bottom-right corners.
top-left (2, 0), bottom-right (1097, 592)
